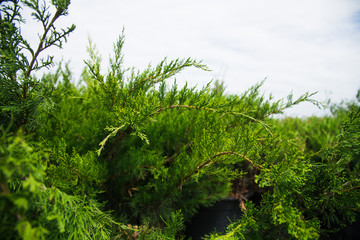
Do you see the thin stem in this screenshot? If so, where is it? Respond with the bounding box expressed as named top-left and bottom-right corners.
top-left (152, 104), bottom-right (272, 134)
top-left (24, 8), bottom-right (62, 79)
top-left (179, 151), bottom-right (259, 189)
top-left (341, 185), bottom-right (360, 193)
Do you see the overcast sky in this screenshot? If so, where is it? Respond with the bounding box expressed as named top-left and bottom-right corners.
top-left (22, 0), bottom-right (360, 117)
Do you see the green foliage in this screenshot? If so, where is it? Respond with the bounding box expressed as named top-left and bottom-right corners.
top-left (1, 1), bottom-right (359, 239)
top-left (0, 126), bottom-right (123, 240)
top-left (205, 95), bottom-right (360, 240)
top-left (0, 0), bottom-right (75, 132)
top-left (0, 127), bottom-right (48, 239)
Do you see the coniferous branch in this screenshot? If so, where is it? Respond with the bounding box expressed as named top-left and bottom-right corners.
top-left (179, 151), bottom-right (259, 189)
top-left (98, 124), bottom-right (126, 155)
top-left (108, 30), bottom-right (127, 86)
top-left (128, 57), bottom-right (209, 95)
top-left (264, 91), bottom-right (325, 119)
top-left (23, 0), bottom-right (75, 78)
top-left (0, 0), bottom-right (75, 132)
top-left (151, 104), bottom-right (272, 134)
top-left (0, 0), bottom-right (26, 82)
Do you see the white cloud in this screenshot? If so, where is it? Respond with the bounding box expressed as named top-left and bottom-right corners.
top-left (20, 0), bottom-right (360, 116)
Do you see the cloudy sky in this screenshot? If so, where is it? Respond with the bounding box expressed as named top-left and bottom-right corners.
top-left (22, 0), bottom-right (360, 117)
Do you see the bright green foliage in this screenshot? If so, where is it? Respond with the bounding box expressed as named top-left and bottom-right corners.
top-left (205, 96), bottom-right (360, 240)
top-left (1, 1), bottom-right (359, 239)
top-left (0, 128), bottom-right (48, 239)
top-left (0, 128), bottom-right (121, 240)
top-left (75, 38), bottom-right (321, 228)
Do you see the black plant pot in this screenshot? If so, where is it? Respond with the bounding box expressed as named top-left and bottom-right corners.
top-left (324, 219), bottom-right (360, 240)
top-left (185, 198), bottom-right (360, 240)
top-left (185, 198), bottom-right (243, 240)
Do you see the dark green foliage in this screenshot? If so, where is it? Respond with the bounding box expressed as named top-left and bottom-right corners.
top-left (1, 1), bottom-right (359, 239)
